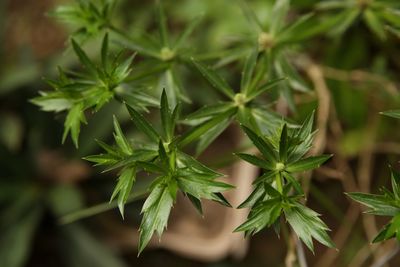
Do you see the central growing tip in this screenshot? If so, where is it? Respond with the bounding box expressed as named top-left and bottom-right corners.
top-left (275, 162), bottom-right (285, 171)
top-left (234, 93), bottom-right (247, 107)
top-left (258, 32), bottom-right (275, 50)
top-left (160, 47), bottom-right (175, 61)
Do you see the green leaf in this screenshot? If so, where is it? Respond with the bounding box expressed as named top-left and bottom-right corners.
top-left (285, 202), bottom-right (335, 252)
top-left (191, 59), bottom-right (235, 99)
top-left (71, 39), bottom-right (97, 76)
top-left (139, 181), bottom-right (175, 255)
top-left (110, 167), bottom-right (136, 218)
top-left (241, 125), bottom-right (278, 164)
top-left (101, 33), bottom-right (109, 70)
top-left (195, 116), bottom-right (232, 156)
top-left (234, 198), bottom-right (282, 234)
top-left (346, 192), bottom-right (400, 216)
top-left (174, 15), bottom-right (202, 50)
top-left (62, 102), bottom-right (86, 148)
top-left (381, 109), bottom-right (400, 119)
top-left (176, 170), bottom-right (233, 201)
top-left (156, 0), bottom-right (170, 47)
top-left (286, 155), bottom-right (332, 173)
top-left (235, 153), bottom-right (273, 170)
top-left (241, 48), bottom-right (258, 94)
top-left (177, 108), bottom-right (236, 148)
top-left (329, 9), bottom-right (360, 36)
top-left (160, 89), bottom-right (174, 141)
top-left (391, 169), bottom-right (400, 200)
top-left (126, 104), bottom-right (160, 143)
top-left (363, 8), bottom-right (386, 40)
top-left (279, 124), bottom-right (288, 162)
top-left (185, 102), bottom-right (234, 122)
top-left (237, 183), bottom-right (265, 209)
top-left (246, 77), bottom-right (286, 101)
top-left (270, 0), bottom-right (290, 34)
top-left (112, 116), bottom-right (132, 155)
top-left (282, 172), bottom-right (304, 195)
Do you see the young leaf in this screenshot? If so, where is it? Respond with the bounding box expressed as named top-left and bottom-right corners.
top-left (110, 167), bottom-right (136, 218)
top-left (160, 90), bottom-right (173, 141)
top-left (138, 182), bottom-right (175, 255)
top-left (62, 102), bottom-right (86, 148)
top-left (381, 110), bottom-right (400, 119)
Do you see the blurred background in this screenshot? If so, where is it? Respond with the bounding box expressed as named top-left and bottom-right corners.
top-left (1, 0), bottom-right (400, 266)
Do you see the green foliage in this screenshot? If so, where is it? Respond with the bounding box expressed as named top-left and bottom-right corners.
top-left (316, 0), bottom-right (400, 40)
top-left (235, 113), bottom-right (334, 252)
top-left (85, 90), bottom-right (233, 254)
top-left (347, 169), bottom-right (400, 243)
top-left (31, 34), bottom-right (156, 147)
top-left (51, 0), bottom-right (116, 41)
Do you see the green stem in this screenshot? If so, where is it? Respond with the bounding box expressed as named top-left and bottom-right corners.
top-left (276, 172), bottom-right (283, 193)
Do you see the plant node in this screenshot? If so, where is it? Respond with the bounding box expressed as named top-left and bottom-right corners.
top-left (258, 32), bottom-right (275, 50)
top-left (160, 47), bottom-right (175, 61)
top-left (275, 162), bottom-right (285, 171)
top-left (234, 93), bottom-right (247, 107)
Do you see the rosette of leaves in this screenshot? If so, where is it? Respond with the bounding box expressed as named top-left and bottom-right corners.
top-left (234, 113), bottom-right (335, 252)
top-left (111, 0), bottom-right (202, 105)
top-left (230, 0), bottom-right (337, 110)
top-left (85, 90), bottom-right (233, 254)
top-left (51, 0), bottom-right (116, 41)
top-left (186, 49), bottom-right (286, 155)
top-left (31, 34), bottom-right (157, 147)
top-left (316, 0), bottom-right (400, 40)
top-left (347, 168), bottom-right (400, 242)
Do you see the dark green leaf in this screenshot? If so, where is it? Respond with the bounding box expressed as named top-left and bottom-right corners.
top-left (191, 59), bottom-right (235, 99)
top-left (286, 155), bottom-right (332, 173)
top-left (126, 104), bottom-right (160, 143)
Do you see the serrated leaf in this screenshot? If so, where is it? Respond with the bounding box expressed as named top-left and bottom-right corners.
top-left (110, 167), bottom-right (136, 218)
top-left (285, 202), bottom-right (335, 252)
top-left (62, 102), bottom-right (86, 148)
top-left (138, 182), bottom-right (175, 255)
top-left (346, 192), bottom-right (400, 216)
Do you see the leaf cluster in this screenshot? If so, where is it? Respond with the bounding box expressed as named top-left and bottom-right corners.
top-left (348, 169), bottom-right (400, 243)
top-left (85, 90), bottom-right (233, 254)
top-left (31, 34), bottom-right (157, 147)
top-left (234, 113), bottom-right (334, 252)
